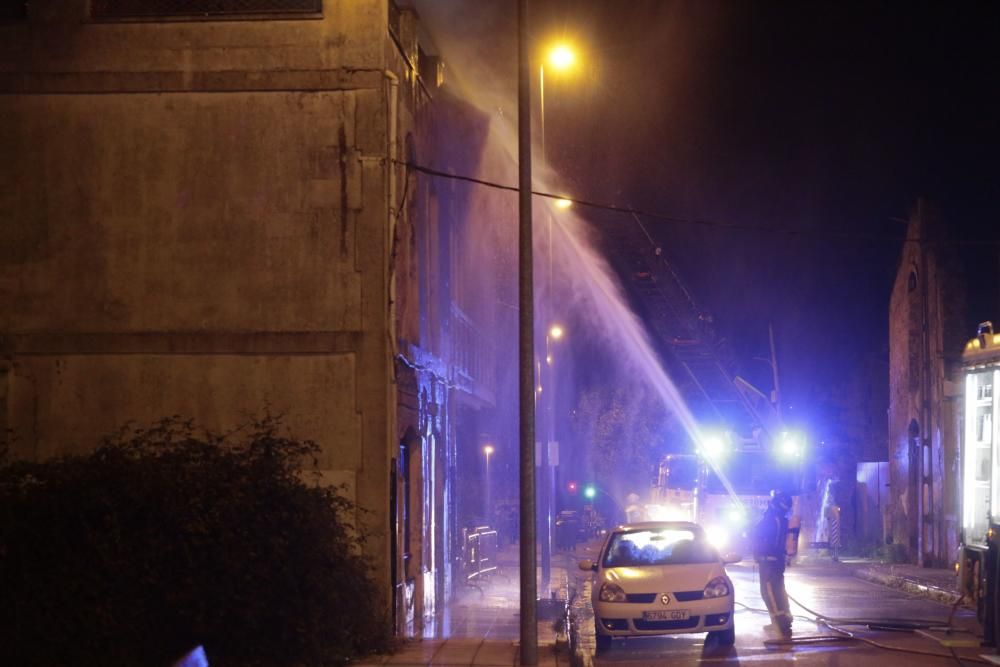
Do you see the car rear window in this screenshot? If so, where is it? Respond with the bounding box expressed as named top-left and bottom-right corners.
top-left (602, 528), bottom-right (719, 567)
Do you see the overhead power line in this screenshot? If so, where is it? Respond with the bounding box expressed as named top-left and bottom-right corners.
top-left (399, 160), bottom-right (999, 247)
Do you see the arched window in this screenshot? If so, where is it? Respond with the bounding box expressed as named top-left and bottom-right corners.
top-left (907, 269), bottom-right (918, 293)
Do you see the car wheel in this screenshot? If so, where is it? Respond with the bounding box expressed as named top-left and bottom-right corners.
top-left (594, 626), bottom-right (612, 653)
top-left (707, 625), bottom-right (735, 646)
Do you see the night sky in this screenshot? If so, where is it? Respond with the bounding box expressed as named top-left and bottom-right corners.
top-left (419, 1), bottom-right (1000, 442)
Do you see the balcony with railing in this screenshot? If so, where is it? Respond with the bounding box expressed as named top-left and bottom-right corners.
top-left (450, 303), bottom-right (496, 404)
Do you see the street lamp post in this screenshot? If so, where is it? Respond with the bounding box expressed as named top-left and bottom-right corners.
top-left (516, 28), bottom-right (578, 664)
top-left (539, 43), bottom-right (576, 163)
top-left (537, 43), bottom-right (576, 598)
top-left (484, 444), bottom-right (495, 525)
top-left (540, 323), bottom-right (565, 592)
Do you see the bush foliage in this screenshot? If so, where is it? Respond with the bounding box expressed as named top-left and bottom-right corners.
top-left (0, 417), bottom-right (391, 666)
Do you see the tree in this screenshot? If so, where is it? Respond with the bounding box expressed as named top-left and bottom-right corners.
top-left (571, 383), bottom-right (680, 506)
top-left (0, 417), bottom-right (391, 667)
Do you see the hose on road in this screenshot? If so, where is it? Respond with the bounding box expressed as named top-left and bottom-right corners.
top-left (735, 592), bottom-right (986, 665)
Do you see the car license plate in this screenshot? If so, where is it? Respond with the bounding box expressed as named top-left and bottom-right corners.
top-left (643, 609), bottom-right (690, 621)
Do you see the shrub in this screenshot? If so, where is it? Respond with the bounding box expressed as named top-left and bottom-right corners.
top-left (0, 417), bottom-right (391, 666)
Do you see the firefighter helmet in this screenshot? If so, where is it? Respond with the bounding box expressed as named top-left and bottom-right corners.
top-left (770, 490), bottom-right (793, 513)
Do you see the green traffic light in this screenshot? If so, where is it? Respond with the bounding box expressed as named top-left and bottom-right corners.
top-left (584, 485), bottom-right (596, 499)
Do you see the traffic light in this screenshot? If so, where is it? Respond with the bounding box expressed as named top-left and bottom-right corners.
top-left (584, 484), bottom-right (596, 500)
top-left (567, 480), bottom-right (578, 494)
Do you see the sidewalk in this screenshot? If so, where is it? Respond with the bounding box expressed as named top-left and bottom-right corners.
top-left (796, 548), bottom-right (966, 607)
top-left (352, 545), bottom-right (576, 667)
top-left (848, 559), bottom-right (966, 607)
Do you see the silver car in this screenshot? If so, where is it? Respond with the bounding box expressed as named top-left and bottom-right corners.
top-left (579, 521), bottom-right (740, 651)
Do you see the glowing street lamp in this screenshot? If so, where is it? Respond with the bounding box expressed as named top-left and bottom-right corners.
top-left (484, 444), bottom-right (495, 524)
top-left (547, 43), bottom-right (576, 70)
top-left (549, 324), bottom-right (565, 341)
top-left (555, 198), bottom-right (573, 210)
top-left (539, 41), bottom-right (579, 162)
top-left (534, 41), bottom-right (581, 603)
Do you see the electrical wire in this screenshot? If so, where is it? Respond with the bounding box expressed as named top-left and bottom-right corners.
top-left (399, 159), bottom-right (1000, 247)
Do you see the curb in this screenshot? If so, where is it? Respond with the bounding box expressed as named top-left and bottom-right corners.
top-left (566, 578), bottom-right (593, 667)
top-left (852, 568), bottom-right (969, 608)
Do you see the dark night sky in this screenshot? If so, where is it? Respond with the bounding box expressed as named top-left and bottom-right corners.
top-left (420, 1), bottom-right (1000, 439)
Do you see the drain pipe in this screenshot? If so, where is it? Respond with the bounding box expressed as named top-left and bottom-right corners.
top-left (385, 70), bottom-right (400, 358)
top-left (384, 68), bottom-right (401, 636)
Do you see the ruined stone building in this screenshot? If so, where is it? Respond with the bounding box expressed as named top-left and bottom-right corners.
top-left (887, 201), bottom-right (968, 566)
top-left (0, 0), bottom-right (516, 636)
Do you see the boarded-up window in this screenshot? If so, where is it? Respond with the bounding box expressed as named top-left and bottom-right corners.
top-left (91, 0), bottom-right (321, 19)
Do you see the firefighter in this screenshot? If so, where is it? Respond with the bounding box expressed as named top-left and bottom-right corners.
top-left (753, 490), bottom-right (794, 637)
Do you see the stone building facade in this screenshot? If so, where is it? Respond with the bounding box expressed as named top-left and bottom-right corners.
top-left (887, 201), bottom-right (967, 566)
top-left (0, 0), bottom-right (514, 637)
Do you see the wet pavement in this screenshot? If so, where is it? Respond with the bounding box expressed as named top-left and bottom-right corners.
top-left (579, 559), bottom-right (982, 666)
top-left (571, 540), bottom-right (985, 666)
top-left (354, 541), bottom-right (995, 666)
top-left (351, 544), bottom-right (576, 666)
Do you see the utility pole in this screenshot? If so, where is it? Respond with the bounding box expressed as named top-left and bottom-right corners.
top-left (517, 0), bottom-right (538, 662)
top-left (768, 323), bottom-right (782, 423)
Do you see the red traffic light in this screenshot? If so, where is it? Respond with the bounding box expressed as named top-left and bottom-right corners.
top-left (567, 481), bottom-right (578, 494)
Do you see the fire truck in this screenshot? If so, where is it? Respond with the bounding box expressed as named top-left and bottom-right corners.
top-left (959, 322), bottom-right (1000, 642)
top-left (650, 431), bottom-right (806, 559)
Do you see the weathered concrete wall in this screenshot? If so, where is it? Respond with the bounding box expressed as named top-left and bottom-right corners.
top-left (1, 91), bottom-right (367, 332)
top-left (7, 354), bottom-right (362, 465)
top-left (0, 0), bottom-right (397, 617)
top-left (0, 1), bottom-right (383, 76)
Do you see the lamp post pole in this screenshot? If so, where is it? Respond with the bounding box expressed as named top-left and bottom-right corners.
top-left (484, 445), bottom-right (495, 525)
top-left (537, 47), bottom-right (572, 596)
top-left (517, 0), bottom-right (538, 663)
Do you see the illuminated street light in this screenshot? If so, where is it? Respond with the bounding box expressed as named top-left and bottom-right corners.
top-left (539, 41), bottom-right (579, 163)
top-left (536, 41), bottom-right (581, 598)
top-left (549, 324), bottom-right (565, 340)
top-left (548, 43), bottom-right (576, 70)
top-left (555, 198), bottom-right (573, 210)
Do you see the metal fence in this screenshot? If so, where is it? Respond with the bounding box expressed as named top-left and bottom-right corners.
top-left (463, 526), bottom-right (498, 581)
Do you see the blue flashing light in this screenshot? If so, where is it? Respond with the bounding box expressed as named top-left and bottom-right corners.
top-left (726, 507), bottom-right (746, 525)
top-left (777, 431), bottom-right (803, 461)
top-left (699, 433), bottom-right (729, 461)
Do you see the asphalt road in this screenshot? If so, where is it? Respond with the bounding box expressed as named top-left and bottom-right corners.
top-left (569, 541), bottom-right (987, 666)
